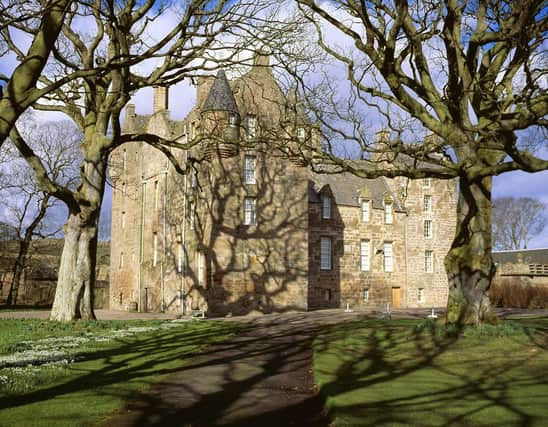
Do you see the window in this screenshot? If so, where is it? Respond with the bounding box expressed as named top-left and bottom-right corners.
top-left (244, 197), bottom-right (256, 225)
top-left (424, 219), bottom-right (433, 239)
top-left (154, 180), bottom-right (159, 210)
top-left (363, 288), bottom-right (369, 302)
top-left (322, 195), bottom-right (331, 219)
top-left (360, 239), bottom-right (370, 272)
top-left (425, 250), bottom-right (433, 273)
top-left (383, 242), bottom-right (393, 272)
top-left (418, 288), bottom-right (425, 303)
top-left (361, 199), bottom-right (370, 222)
top-left (246, 115), bottom-right (257, 139)
top-left (197, 251), bottom-right (204, 286)
top-left (191, 169), bottom-right (197, 188)
top-left (119, 252), bottom-right (124, 269)
top-left (423, 178), bottom-right (431, 188)
top-left (385, 201), bottom-right (393, 224)
top-left (320, 237), bottom-right (332, 270)
top-left (121, 211), bottom-right (126, 229)
top-left (228, 112), bottom-right (239, 126)
top-left (424, 194), bottom-right (432, 213)
top-left (297, 127), bottom-right (305, 140)
top-left (123, 149), bottom-right (127, 172)
top-left (121, 182), bottom-right (126, 196)
top-left (324, 288), bottom-right (332, 301)
top-left (153, 232), bottom-right (158, 267)
top-left (244, 155), bottom-right (256, 184)
top-left (177, 242), bottom-right (184, 273)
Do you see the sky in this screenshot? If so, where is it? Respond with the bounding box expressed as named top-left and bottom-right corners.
top-left (1, 2), bottom-right (547, 249)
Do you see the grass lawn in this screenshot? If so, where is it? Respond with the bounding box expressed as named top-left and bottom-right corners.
top-left (0, 319), bottom-right (237, 426)
top-left (314, 318), bottom-right (548, 427)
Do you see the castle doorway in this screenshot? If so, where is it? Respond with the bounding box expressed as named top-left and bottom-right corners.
top-left (391, 287), bottom-right (401, 308)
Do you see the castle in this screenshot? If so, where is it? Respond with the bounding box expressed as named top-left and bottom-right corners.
top-left (109, 55), bottom-right (457, 315)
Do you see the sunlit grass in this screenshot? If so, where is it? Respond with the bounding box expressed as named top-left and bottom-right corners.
top-left (314, 318), bottom-right (548, 427)
top-left (0, 319), bottom-right (238, 427)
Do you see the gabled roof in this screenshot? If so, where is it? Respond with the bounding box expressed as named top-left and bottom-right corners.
top-left (308, 170), bottom-right (402, 211)
top-left (202, 70), bottom-right (239, 114)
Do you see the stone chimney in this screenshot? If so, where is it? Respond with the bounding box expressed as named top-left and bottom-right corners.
top-left (253, 50), bottom-right (270, 67)
top-left (126, 103), bottom-right (136, 117)
top-left (153, 85), bottom-right (169, 113)
top-left (372, 129), bottom-right (393, 163)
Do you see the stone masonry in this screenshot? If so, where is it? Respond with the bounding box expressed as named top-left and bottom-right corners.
top-left (109, 54), bottom-right (457, 315)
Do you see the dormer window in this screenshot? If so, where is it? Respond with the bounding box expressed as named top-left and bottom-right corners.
top-left (361, 199), bottom-right (370, 222)
top-left (228, 112), bottom-right (239, 126)
top-left (297, 127), bottom-right (305, 140)
top-left (385, 201), bottom-right (393, 224)
top-left (322, 195), bottom-right (331, 219)
top-left (246, 115), bottom-right (257, 139)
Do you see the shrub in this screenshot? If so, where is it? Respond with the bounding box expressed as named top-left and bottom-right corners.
top-left (489, 277), bottom-right (548, 308)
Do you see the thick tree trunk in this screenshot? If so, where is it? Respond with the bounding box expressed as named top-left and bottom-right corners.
top-left (444, 177), bottom-right (497, 325)
top-left (50, 211), bottom-right (99, 321)
top-left (50, 148), bottom-right (105, 322)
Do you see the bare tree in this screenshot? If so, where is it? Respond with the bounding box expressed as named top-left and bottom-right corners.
top-left (5, 0), bottom-right (293, 320)
top-left (0, 0), bottom-right (73, 145)
top-left (289, 0), bottom-right (548, 324)
top-left (0, 117), bottom-right (81, 305)
top-left (492, 197), bottom-right (547, 250)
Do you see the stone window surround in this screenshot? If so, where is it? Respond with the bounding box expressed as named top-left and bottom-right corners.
top-left (425, 250), bottom-right (434, 273)
top-left (320, 236), bottom-right (332, 270)
top-left (384, 200), bottom-right (393, 224)
top-left (360, 239), bottom-right (371, 272)
top-left (244, 197), bottom-right (257, 226)
top-left (322, 195), bottom-right (331, 219)
top-left (424, 219), bottom-right (433, 239)
top-left (361, 199), bottom-right (370, 222)
top-left (383, 241), bottom-right (393, 272)
top-left (243, 154), bottom-right (256, 185)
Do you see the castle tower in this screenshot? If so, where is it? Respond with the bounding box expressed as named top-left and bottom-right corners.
top-left (201, 70), bottom-right (240, 158)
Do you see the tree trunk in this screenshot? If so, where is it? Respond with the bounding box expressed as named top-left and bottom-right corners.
top-left (444, 177), bottom-right (497, 325)
top-left (50, 149), bottom-right (105, 322)
top-left (50, 211), bottom-right (99, 321)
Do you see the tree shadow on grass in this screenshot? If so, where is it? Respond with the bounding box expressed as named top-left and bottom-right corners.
top-left (315, 319), bottom-right (548, 427)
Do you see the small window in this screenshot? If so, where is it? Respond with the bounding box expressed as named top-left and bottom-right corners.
top-left (119, 252), bottom-right (124, 269)
top-left (191, 169), bottom-right (197, 188)
top-left (383, 242), bottom-right (393, 272)
top-left (197, 251), bottom-right (204, 286)
top-left (424, 195), bottom-right (432, 213)
top-left (425, 250), bottom-right (433, 273)
top-left (123, 149), bottom-right (127, 172)
top-left (121, 182), bottom-right (126, 196)
top-left (418, 288), bottom-right (425, 303)
top-left (246, 115), bottom-right (257, 139)
top-left (177, 242), bottom-right (184, 273)
top-left (360, 239), bottom-right (370, 272)
top-left (297, 127), bottom-right (305, 140)
top-left (423, 178), bottom-right (431, 188)
top-left (320, 237), bottom-right (332, 270)
top-left (363, 288), bottom-right (369, 302)
top-left (361, 199), bottom-right (370, 222)
top-left (324, 288), bottom-right (332, 301)
top-left (190, 201), bottom-right (195, 230)
top-left (424, 220), bottom-right (433, 239)
top-left (154, 180), bottom-right (159, 210)
top-left (228, 112), bottom-right (239, 126)
top-left (322, 195), bottom-right (331, 219)
top-left (153, 232), bottom-right (158, 267)
top-left (244, 155), bottom-right (256, 184)
top-left (244, 197), bottom-right (256, 225)
top-left (385, 201), bottom-right (393, 224)
top-left (121, 211), bottom-right (126, 229)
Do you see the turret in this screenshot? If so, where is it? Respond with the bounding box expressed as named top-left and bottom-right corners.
top-left (201, 70), bottom-right (240, 158)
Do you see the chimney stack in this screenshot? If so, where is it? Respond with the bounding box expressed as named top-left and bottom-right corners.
top-left (375, 129), bottom-right (390, 145)
top-left (153, 86), bottom-right (169, 113)
top-left (253, 50), bottom-right (270, 68)
top-left (126, 103), bottom-right (136, 117)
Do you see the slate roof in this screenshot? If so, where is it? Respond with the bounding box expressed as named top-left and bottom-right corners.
top-left (493, 249), bottom-right (548, 264)
top-left (202, 70), bottom-right (239, 114)
top-left (308, 170), bottom-right (402, 211)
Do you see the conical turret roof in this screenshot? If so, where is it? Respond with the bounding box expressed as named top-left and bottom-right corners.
top-left (202, 70), bottom-right (239, 114)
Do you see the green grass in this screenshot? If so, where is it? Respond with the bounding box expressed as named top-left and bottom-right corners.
top-left (314, 318), bottom-right (548, 427)
top-left (0, 319), bottom-right (237, 426)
